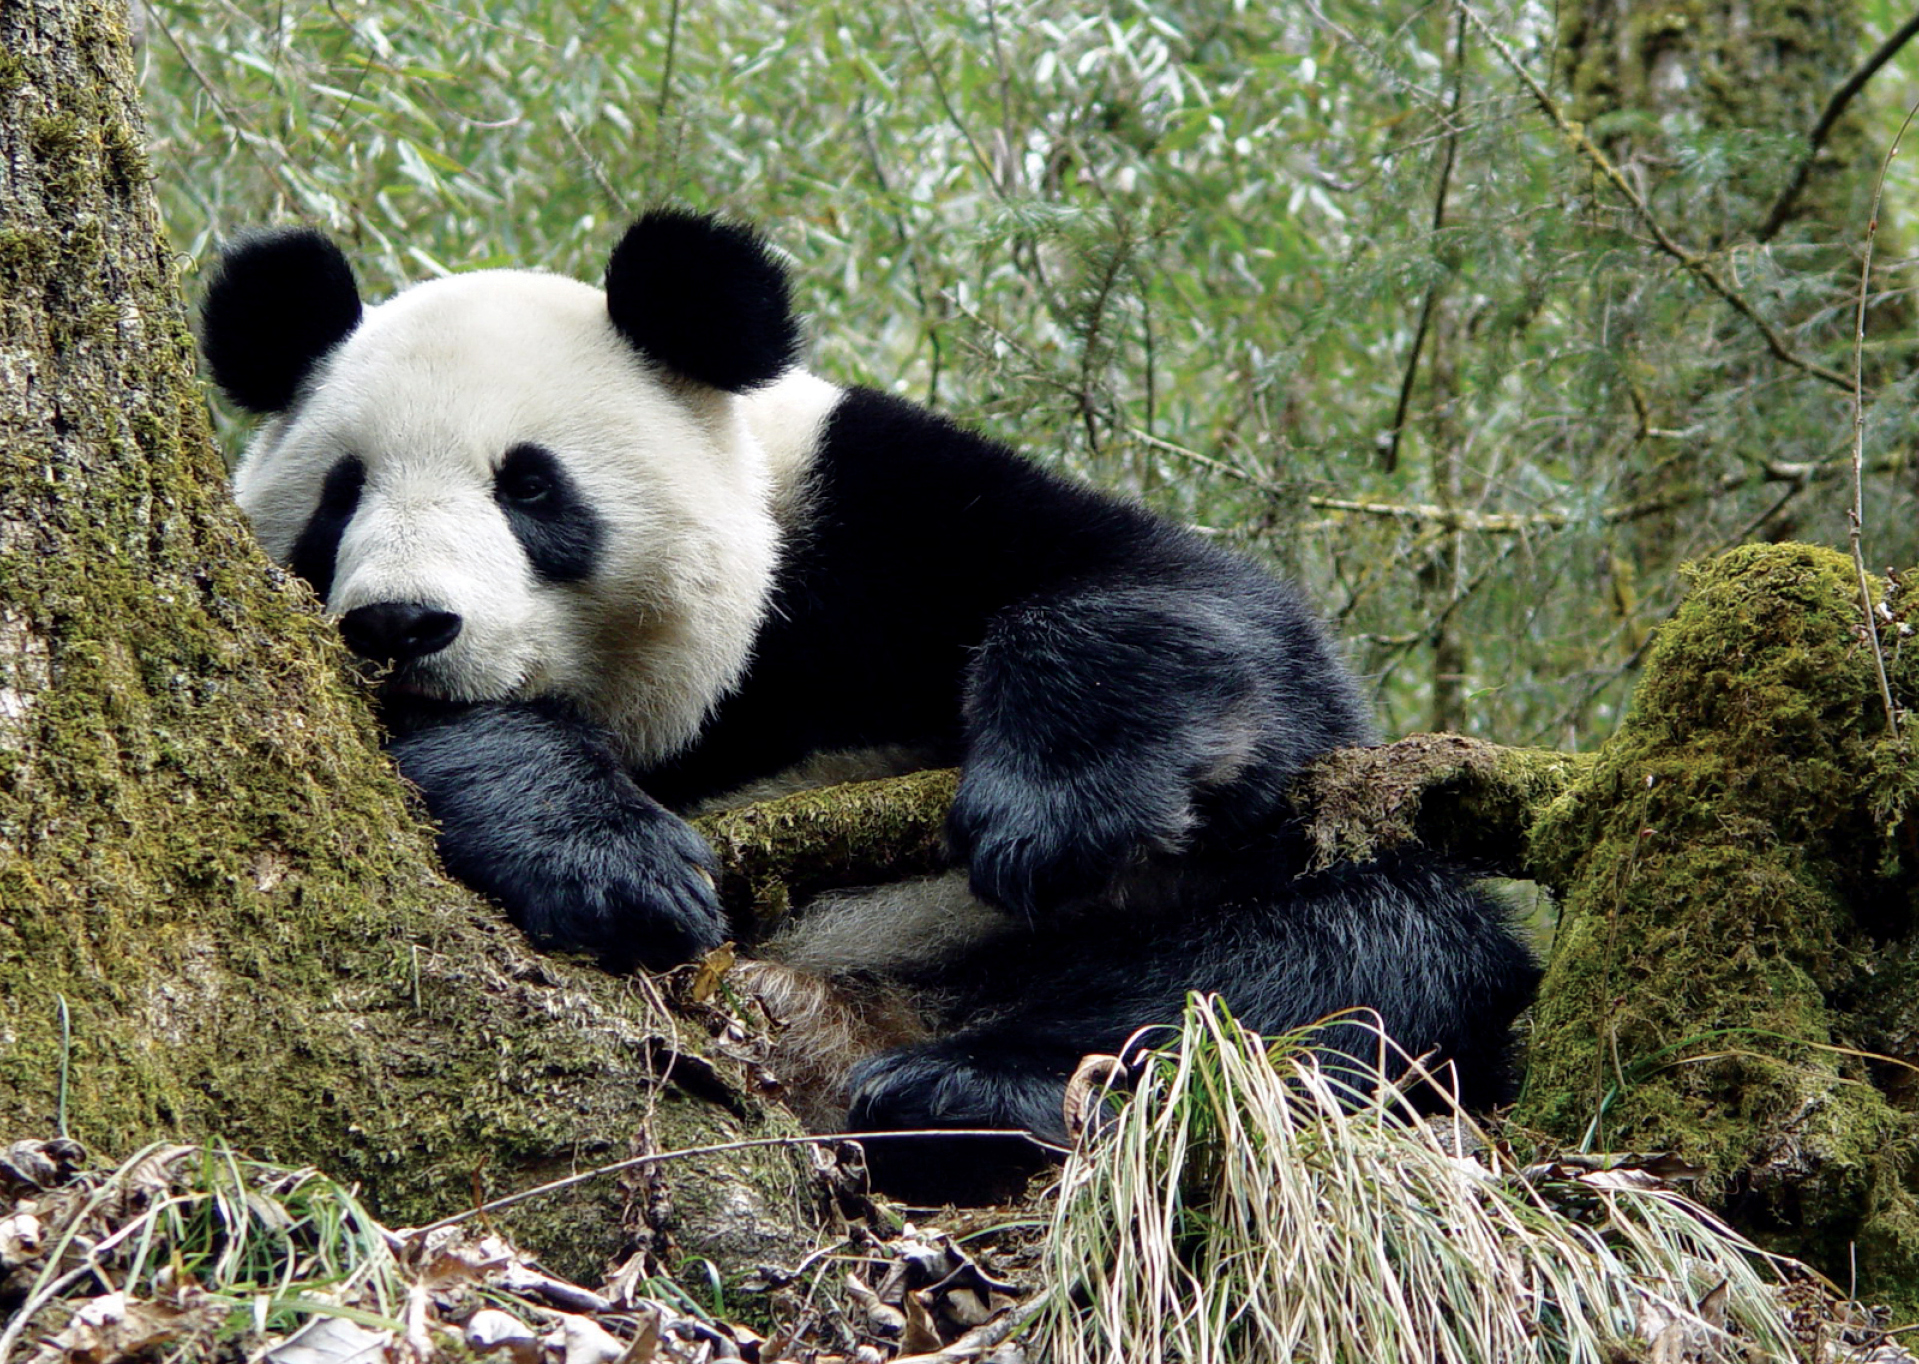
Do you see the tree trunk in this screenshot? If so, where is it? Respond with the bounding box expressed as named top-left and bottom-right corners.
top-left (0, 0), bottom-right (811, 1287)
top-left (1558, 0), bottom-right (1868, 234)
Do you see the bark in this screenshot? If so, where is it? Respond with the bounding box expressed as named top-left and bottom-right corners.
top-left (0, 0), bottom-right (812, 1288)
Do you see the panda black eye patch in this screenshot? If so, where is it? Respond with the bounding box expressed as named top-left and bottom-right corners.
top-left (288, 455), bottom-right (365, 602)
top-left (493, 443), bottom-right (603, 584)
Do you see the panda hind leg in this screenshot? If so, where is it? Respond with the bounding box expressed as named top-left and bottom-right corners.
top-left (844, 1028), bottom-right (1086, 1205)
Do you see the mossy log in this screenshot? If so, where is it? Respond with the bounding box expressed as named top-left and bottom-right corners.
top-left (695, 738), bottom-right (1589, 933)
top-left (1517, 544), bottom-right (1919, 1313)
top-left (0, 0), bottom-right (812, 1288)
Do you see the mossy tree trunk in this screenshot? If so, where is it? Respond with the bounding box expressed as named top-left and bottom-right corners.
top-left (0, 0), bottom-right (810, 1286)
top-left (1518, 545), bottom-right (1919, 1313)
top-left (1558, 0), bottom-right (1868, 234)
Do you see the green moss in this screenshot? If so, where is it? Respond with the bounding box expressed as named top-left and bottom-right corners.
top-left (1519, 543), bottom-right (1919, 1313)
top-left (0, 227), bottom-right (52, 278)
top-left (696, 767), bottom-right (958, 928)
top-left (100, 118), bottom-right (149, 192)
top-left (1292, 733), bottom-right (1593, 877)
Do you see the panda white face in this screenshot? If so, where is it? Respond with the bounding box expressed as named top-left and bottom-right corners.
top-left (209, 217), bottom-right (811, 766)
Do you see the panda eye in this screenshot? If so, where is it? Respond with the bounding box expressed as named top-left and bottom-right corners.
top-left (491, 442), bottom-right (602, 584)
top-left (495, 445), bottom-right (558, 507)
top-left (498, 467), bottom-right (552, 505)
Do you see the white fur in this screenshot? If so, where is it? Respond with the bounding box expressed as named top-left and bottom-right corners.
top-left (232, 269), bottom-right (848, 765)
top-left (761, 870), bottom-right (1014, 977)
top-left (737, 368), bottom-right (841, 523)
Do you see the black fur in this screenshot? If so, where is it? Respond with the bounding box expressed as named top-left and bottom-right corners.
top-left (288, 456), bottom-right (364, 601)
top-left (493, 444), bottom-right (604, 583)
top-left (384, 696), bottom-right (724, 971)
top-left (604, 210), bottom-right (799, 392)
top-left (202, 228), bottom-right (363, 413)
top-left (636, 386), bottom-right (1538, 1183)
top-left (845, 846), bottom-right (1534, 1199)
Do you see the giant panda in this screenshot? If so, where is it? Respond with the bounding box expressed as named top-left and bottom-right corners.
top-left (200, 209), bottom-right (1538, 1199)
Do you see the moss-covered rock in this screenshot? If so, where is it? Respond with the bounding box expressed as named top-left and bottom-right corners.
top-left (1519, 542), bottom-right (1919, 1311)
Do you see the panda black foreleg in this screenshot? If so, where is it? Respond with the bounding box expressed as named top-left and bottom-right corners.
top-left (383, 697), bottom-right (725, 970)
top-left (948, 582), bottom-right (1360, 920)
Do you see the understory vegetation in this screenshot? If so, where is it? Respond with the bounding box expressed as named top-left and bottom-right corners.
top-left (136, 0), bottom-right (1919, 749)
top-left (3, 1005), bottom-right (1900, 1362)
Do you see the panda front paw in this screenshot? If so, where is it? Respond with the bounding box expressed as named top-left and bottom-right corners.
top-left (385, 698), bottom-right (727, 971)
top-left (947, 771), bottom-right (1159, 920)
top-left (489, 800), bottom-right (725, 972)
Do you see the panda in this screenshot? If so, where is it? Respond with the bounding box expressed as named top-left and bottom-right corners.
top-left (200, 209), bottom-right (1538, 1199)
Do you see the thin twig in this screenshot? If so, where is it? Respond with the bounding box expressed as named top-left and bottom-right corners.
top-left (900, 3), bottom-right (1006, 200)
top-left (984, 0), bottom-right (1018, 198)
top-left (1461, 4), bottom-right (1853, 392)
top-left (649, 0), bottom-right (684, 192)
top-left (409, 1128), bottom-right (1064, 1238)
top-left (143, 5), bottom-right (300, 208)
top-left (558, 111), bottom-right (632, 217)
top-left (1073, 226), bottom-right (1136, 458)
top-left (1846, 95), bottom-right (1915, 734)
top-left (853, 96), bottom-right (945, 406)
top-left (1760, 8), bottom-right (1919, 241)
top-left (1132, 424), bottom-right (1910, 533)
top-left (1384, 2), bottom-right (1469, 473)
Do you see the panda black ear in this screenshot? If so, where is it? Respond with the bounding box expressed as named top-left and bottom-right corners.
top-left (200, 228), bottom-right (363, 414)
top-left (604, 210), bottom-right (799, 393)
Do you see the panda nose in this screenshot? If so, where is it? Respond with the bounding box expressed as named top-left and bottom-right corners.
top-left (339, 601), bottom-right (463, 663)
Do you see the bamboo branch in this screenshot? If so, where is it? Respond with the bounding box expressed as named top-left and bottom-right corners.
top-left (1760, 9), bottom-right (1919, 241)
top-left (1461, 5), bottom-right (1853, 392)
top-left (1133, 424), bottom-right (1910, 535)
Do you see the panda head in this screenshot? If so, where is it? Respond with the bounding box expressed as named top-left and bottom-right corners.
top-left (202, 211), bottom-right (810, 764)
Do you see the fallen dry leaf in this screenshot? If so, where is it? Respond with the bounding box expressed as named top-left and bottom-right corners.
top-left (27, 1288), bottom-right (223, 1364)
top-left (465, 1307), bottom-right (541, 1364)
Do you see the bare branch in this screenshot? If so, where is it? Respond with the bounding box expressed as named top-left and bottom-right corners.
top-left (1135, 425), bottom-right (1909, 535)
top-left (1461, 5), bottom-right (1853, 392)
top-left (1383, 3), bottom-right (1469, 474)
top-left (1761, 10), bottom-right (1919, 241)
top-left (1846, 95), bottom-right (1916, 734)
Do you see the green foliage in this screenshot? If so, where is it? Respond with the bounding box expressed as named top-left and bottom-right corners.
top-left (138, 0), bottom-right (1919, 745)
